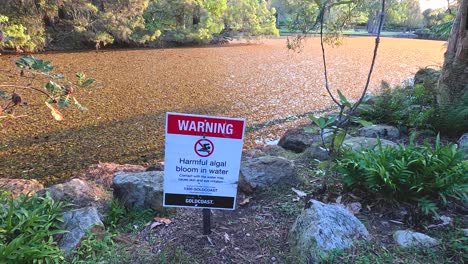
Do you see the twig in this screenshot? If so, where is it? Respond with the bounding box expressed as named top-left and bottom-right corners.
top-left (319, 5), bottom-right (341, 107)
top-left (0, 84), bottom-right (54, 100)
top-left (350, 0), bottom-right (386, 113)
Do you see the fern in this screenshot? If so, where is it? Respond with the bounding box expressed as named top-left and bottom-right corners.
top-left (338, 140), bottom-right (467, 215)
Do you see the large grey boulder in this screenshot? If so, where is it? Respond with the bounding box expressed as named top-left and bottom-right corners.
top-left (458, 133), bottom-right (468, 159)
top-left (0, 178), bottom-right (43, 197)
top-left (358, 125), bottom-right (400, 140)
top-left (38, 178), bottom-right (109, 209)
top-left (393, 230), bottom-right (439, 248)
top-left (59, 207), bottom-right (104, 255)
top-left (238, 156), bottom-right (295, 193)
top-left (289, 200), bottom-right (369, 262)
top-left (343, 137), bottom-right (398, 151)
top-left (113, 171), bottom-right (164, 211)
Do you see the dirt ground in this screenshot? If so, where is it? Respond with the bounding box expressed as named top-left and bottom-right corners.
top-left (0, 37), bottom-right (445, 184)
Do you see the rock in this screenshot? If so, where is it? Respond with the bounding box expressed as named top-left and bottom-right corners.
top-left (38, 178), bottom-right (109, 209)
top-left (59, 207), bottom-right (104, 255)
top-left (146, 162), bottom-right (164, 171)
top-left (113, 171), bottom-right (164, 211)
top-left (462, 228), bottom-right (468, 236)
top-left (278, 126), bottom-right (319, 153)
top-left (278, 126), bottom-right (349, 153)
top-left (358, 125), bottom-right (400, 139)
top-left (261, 145), bottom-right (289, 157)
top-left (414, 68), bottom-right (440, 90)
top-left (393, 230), bottom-right (439, 248)
top-left (242, 148), bottom-right (266, 160)
top-left (0, 178), bottom-right (44, 197)
top-left (457, 133), bottom-right (468, 159)
top-left (78, 162), bottom-right (146, 189)
top-left (289, 200), bottom-right (369, 262)
top-left (343, 137), bottom-right (398, 151)
top-left (302, 145), bottom-right (329, 161)
top-left (238, 156), bottom-right (295, 193)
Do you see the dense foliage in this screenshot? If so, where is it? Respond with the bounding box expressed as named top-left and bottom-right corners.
top-left (338, 137), bottom-right (468, 215)
top-left (0, 0), bottom-right (278, 51)
top-left (0, 191), bottom-right (67, 263)
top-left (357, 78), bottom-right (468, 136)
top-left (358, 82), bottom-right (435, 132)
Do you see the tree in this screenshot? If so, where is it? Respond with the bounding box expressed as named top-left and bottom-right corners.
top-left (437, 0), bottom-right (467, 106)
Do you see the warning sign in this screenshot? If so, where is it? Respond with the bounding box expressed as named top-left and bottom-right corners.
top-left (163, 112), bottom-right (246, 210)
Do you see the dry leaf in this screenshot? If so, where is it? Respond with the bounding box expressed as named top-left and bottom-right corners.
top-left (346, 202), bottom-right (362, 215)
top-left (239, 197), bottom-right (251, 206)
top-left (45, 102), bottom-right (63, 121)
top-left (153, 217), bottom-right (172, 225)
top-left (150, 222), bottom-right (163, 229)
top-left (224, 232), bottom-right (230, 243)
top-left (336, 195), bottom-right (343, 204)
top-left (291, 187), bottom-right (306, 197)
top-left (207, 236), bottom-right (214, 246)
top-left (292, 197), bottom-right (300, 202)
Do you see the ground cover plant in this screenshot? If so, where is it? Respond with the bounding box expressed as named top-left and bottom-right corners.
top-left (0, 190), bottom-right (67, 263)
top-left (338, 136), bottom-right (468, 216)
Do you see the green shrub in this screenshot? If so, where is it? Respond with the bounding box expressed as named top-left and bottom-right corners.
top-left (358, 82), bottom-right (436, 131)
top-left (338, 137), bottom-right (468, 215)
top-left (0, 191), bottom-right (67, 263)
top-left (431, 91), bottom-right (468, 137)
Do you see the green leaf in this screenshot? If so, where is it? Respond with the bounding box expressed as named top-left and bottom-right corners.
top-left (81, 79), bottom-right (95, 88)
top-left (324, 116), bottom-right (338, 127)
top-left (333, 129), bottom-right (347, 151)
top-left (0, 90), bottom-right (9, 99)
top-left (337, 89), bottom-right (352, 108)
top-left (351, 116), bottom-right (373, 127)
top-left (44, 81), bottom-right (62, 94)
top-left (58, 95), bottom-right (71, 108)
top-left (15, 56), bottom-right (53, 73)
top-left (309, 114), bottom-right (322, 127)
top-left (75, 72), bottom-right (85, 82)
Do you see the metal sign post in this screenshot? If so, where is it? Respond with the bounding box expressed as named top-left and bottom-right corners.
top-left (203, 209), bottom-right (211, 235)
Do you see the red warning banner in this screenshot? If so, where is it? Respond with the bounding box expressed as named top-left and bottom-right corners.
top-left (167, 113), bottom-right (245, 139)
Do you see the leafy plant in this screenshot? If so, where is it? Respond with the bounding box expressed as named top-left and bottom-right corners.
top-left (0, 191), bottom-right (68, 263)
top-left (0, 55), bottom-right (95, 124)
top-left (70, 231), bottom-right (117, 264)
top-left (431, 91), bottom-right (468, 137)
top-left (338, 136), bottom-right (468, 215)
top-left (357, 82), bottom-right (436, 131)
top-left (104, 199), bottom-right (126, 229)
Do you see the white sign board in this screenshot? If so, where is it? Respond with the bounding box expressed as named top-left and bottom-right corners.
top-left (163, 112), bottom-right (246, 210)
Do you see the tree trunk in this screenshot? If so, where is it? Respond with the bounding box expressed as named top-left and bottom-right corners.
top-left (437, 0), bottom-right (468, 106)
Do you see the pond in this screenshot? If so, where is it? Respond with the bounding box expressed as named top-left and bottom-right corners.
top-left (0, 37), bottom-right (445, 184)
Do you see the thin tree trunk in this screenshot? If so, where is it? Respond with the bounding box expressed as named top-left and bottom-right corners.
top-left (437, 0), bottom-right (468, 105)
